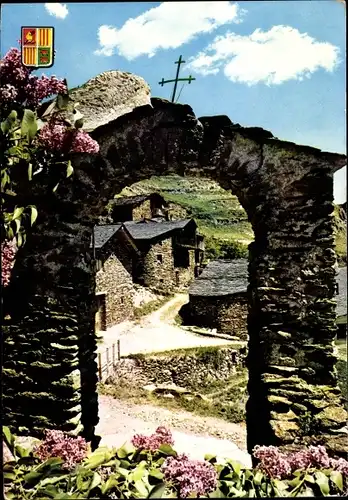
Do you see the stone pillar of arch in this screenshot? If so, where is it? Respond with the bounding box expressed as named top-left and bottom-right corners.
top-left (3, 96), bottom-right (347, 456)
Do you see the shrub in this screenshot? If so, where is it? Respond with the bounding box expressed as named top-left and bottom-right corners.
top-left (3, 426), bottom-right (348, 499)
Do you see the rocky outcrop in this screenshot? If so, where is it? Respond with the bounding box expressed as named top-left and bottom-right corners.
top-left (3, 72), bottom-right (347, 457)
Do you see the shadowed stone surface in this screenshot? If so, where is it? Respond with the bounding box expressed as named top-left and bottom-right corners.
top-left (3, 74), bottom-right (347, 456)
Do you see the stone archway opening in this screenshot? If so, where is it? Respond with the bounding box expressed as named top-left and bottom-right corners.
top-left (3, 92), bottom-right (347, 457)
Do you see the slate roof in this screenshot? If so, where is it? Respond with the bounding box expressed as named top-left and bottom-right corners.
top-left (112, 195), bottom-right (150, 207)
top-left (92, 224), bottom-right (122, 249)
top-left (336, 267), bottom-right (347, 318)
top-left (189, 259), bottom-right (248, 297)
top-left (124, 219), bottom-right (194, 241)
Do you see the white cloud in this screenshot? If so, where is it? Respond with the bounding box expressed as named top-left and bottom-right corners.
top-left (45, 3), bottom-right (69, 20)
top-left (187, 25), bottom-right (340, 85)
top-left (95, 2), bottom-right (245, 59)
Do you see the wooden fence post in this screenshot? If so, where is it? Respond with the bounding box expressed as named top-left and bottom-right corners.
top-left (106, 348), bottom-right (109, 377)
top-left (117, 339), bottom-right (121, 360)
top-left (98, 352), bottom-right (102, 381)
top-left (112, 343), bottom-right (115, 367)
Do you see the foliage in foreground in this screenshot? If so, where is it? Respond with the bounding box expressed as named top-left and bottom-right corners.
top-left (3, 426), bottom-right (348, 499)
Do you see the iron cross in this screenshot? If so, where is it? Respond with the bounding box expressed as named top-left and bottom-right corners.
top-left (158, 55), bottom-right (196, 103)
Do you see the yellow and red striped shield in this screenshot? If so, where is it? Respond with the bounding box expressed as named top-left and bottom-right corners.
top-left (21, 26), bottom-right (54, 68)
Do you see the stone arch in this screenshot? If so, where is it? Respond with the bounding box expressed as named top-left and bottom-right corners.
top-left (3, 96), bottom-right (347, 456)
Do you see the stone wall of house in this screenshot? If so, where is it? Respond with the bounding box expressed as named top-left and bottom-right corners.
top-left (167, 202), bottom-right (188, 220)
top-left (175, 249), bottom-right (196, 290)
top-left (142, 237), bottom-right (175, 293)
top-left (96, 254), bottom-right (134, 327)
top-left (187, 293), bottom-right (248, 340)
top-left (133, 200), bottom-right (152, 220)
top-left (106, 346), bottom-right (247, 390)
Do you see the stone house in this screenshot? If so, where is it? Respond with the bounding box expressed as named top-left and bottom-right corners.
top-left (109, 193), bottom-right (168, 222)
top-left (335, 266), bottom-right (347, 338)
top-left (184, 259), bottom-right (249, 340)
top-left (92, 225), bottom-right (137, 331)
top-left (123, 219), bottom-right (204, 293)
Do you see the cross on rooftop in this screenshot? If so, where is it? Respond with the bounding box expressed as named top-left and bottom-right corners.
top-left (158, 55), bottom-right (196, 103)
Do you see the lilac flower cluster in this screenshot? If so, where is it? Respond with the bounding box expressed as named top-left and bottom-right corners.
top-left (161, 453), bottom-right (218, 498)
top-left (131, 426), bottom-right (175, 451)
top-left (38, 121), bottom-right (99, 154)
top-left (0, 84), bottom-right (18, 103)
top-left (0, 48), bottom-right (66, 108)
top-left (1, 240), bottom-right (17, 287)
top-left (253, 444), bottom-right (348, 479)
top-left (34, 429), bottom-right (88, 470)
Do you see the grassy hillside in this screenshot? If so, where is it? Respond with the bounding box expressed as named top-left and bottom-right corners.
top-left (120, 175), bottom-right (346, 263)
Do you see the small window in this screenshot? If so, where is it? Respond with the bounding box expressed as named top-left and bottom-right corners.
top-left (159, 279), bottom-right (164, 283)
top-left (157, 254), bottom-right (163, 263)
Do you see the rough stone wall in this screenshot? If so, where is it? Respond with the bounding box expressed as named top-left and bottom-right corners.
top-left (167, 202), bottom-right (188, 220)
top-left (95, 254), bottom-right (134, 327)
top-left (106, 346), bottom-right (247, 390)
top-left (188, 294), bottom-right (248, 339)
top-left (132, 199), bottom-right (152, 220)
top-left (3, 91), bottom-right (347, 456)
top-left (175, 249), bottom-right (196, 290)
top-left (142, 237), bottom-right (175, 293)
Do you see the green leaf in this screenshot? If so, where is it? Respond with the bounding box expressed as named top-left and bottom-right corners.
top-left (149, 469), bottom-right (164, 480)
top-left (84, 447), bottom-right (113, 468)
top-left (13, 218), bottom-right (21, 235)
top-left (3, 426), bottom-right (15, 451)
top-left (229, 460), bottom-right (242, 476)
top-left (304, 474), bottom-right (315, 484)
top-left (14, 444), bottom-right (30, 458)
top-left (87, 471), bottom-right (101, 492)
top-left (117, 442), bottom-right (135, 459)
top-left (21, 109), bottom-right (38, 140)
top-left (134, 479), bottom-right (149, 496)
top-left (12, 206), bottom-right (24, 220)
top-left (23, 470), bottom-right (44, 485)
top-left (148, 482), bottom-right (167, 499)
top-left (207, 487), bottom-right (225, 498)
top-left (101, 473), bottom-right (120, 495)
top-left (17, 231), bottom-right (23, 248)
top-left (253, 470), bottom-right (263, 486)
top-left (28, 163), bottom-right (33, 181)
top-left (35, 457), bottom-right (64, 472)
top-left (288, 476), bottom-right (302, 488)
top-left (29, 206), bottom-right (38, 226)
top-left (314, 471), bottom-right (330, 496)
top-left (204, 454), bottom-right (217, 463)
top-left (134, 466), bottom-right (148, 482)
top-left (158, 444), bottom-right (177, 456)
top-left (66, 160), bottom-right (74, 178)
top-left (53, 183), bottom-right (59, 192)
top-left (330, 470), bottom-right (343, 492)
top-left (3, 471), bottom-right (17, 481)
top-left (1, 110), bottom-right (17, 134)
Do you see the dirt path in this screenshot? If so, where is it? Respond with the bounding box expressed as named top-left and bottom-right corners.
top-left (96, 394), bottom-right (251, 467)
top-left (98, 294), bottom-right (236, 356)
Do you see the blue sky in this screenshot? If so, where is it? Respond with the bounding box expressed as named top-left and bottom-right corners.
top-left (1, 1), bottom-right (346, 202)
